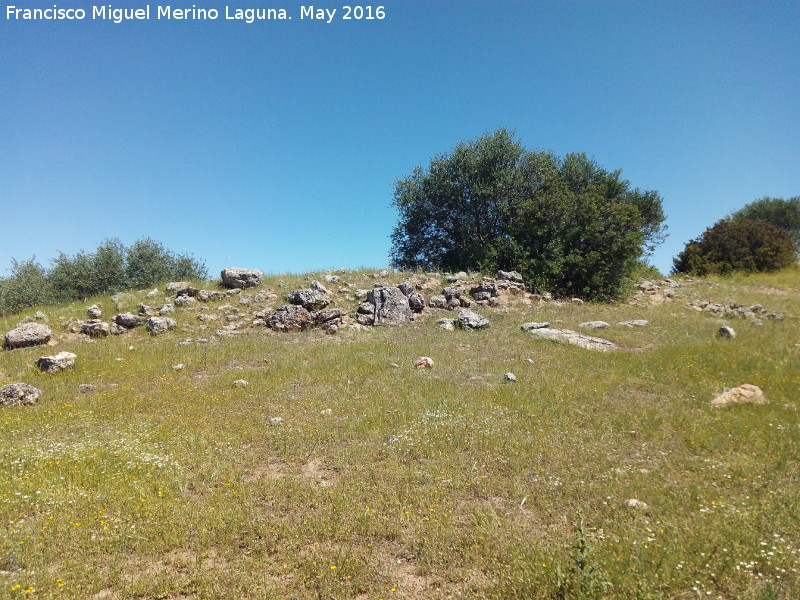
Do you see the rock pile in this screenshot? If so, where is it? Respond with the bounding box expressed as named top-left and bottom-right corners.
top-left (686, 300), bottom-right (785, 321)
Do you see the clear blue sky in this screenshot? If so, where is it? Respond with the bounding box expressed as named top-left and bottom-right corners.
top-left (2, 0), bottom-right (798, 277)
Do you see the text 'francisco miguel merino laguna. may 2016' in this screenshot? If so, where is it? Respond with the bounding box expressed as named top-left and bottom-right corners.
top-left (5, 4), bottom-right (387, 24)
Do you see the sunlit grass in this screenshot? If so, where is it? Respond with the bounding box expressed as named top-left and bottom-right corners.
top-left (0, 269), bottom-right (798, 599)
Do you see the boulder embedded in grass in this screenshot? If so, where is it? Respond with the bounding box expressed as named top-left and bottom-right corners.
top-left (0, 383), bottom-right (42, 407)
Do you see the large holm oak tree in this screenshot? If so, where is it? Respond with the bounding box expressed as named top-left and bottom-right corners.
top-left (390, 129), bottom-right (666, 300)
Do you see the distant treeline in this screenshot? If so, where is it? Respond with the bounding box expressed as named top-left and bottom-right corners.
top-left (0, 238), bottom-right (208, 316)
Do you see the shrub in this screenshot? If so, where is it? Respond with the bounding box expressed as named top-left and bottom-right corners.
top-left (390, 129), bottom-right (666, 300)
top-left (0, 239), bottom-right (208, 315)
top-left (730, 196), bottom-right (800, 249)
top-left (673, 219), bottom-right (797, 275)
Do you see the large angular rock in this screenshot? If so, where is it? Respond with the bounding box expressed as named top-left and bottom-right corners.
top-left (522, 326), bottom-right (619, 352)
top-left (366, 287), bottom-right (411, 326)
top-left (267, 305), bottom-right (312, 332)
top-left (86, 304), bottom-right (102, 319)
top-left (0, 383), bottom-right (42, 407)
top-left (146, 317), bottom-right (177, 335)
top-left (496, 270), bottom-right (524, 283)
top-left (36, 352), bottom-right (77, 373)
top-left (4, 323), bottom-right (52, 349)
top-left (166, 281), bottom-right (192, 294)
top-left (456, 309), bottom-right (490, 330)
top-left (114, 313), bottom-right (146, 329)
top-left (81, 320), bottom-right (111, 338)
top-left (470, 282), bottom-right (499, 301)
top-left (221, 268), bottom-right (263, 289)
top-left (287, 288), bottom-right (331, 311)
top-left (408, 293), bottom-right (425, 313)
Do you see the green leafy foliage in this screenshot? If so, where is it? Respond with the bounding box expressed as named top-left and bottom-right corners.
top-left (390, 129), bottom-right (667, 300)
top-left (0, 238), bottom-right (208, 315)
top-left (729, 196), bottom-right (800, 249)
top-left (673, 219), bottom-right (797, 276)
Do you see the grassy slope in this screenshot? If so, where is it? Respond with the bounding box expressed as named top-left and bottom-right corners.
top-left (0, 269), bottom-right (798, 600)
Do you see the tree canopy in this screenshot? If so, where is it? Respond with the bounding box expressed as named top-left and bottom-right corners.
top-left (729, 196), bottom-right (800, 250)
top-left (390, 129), bottom-right (666, 300)
top-left (673, 219), bottom-right (797, 276)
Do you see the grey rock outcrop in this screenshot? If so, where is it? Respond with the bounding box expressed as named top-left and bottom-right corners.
top-left (428, 295), bottom-right (447, 309)
top-left (287, 288), bottom-right (331, 311)
top-left (81, 320), bottom-right (111, 338)
top-left (579, 321), bottom-right (611, 330)
top-left (36, 352), bottom-right (77, 373)
top-left (0, 383), bottom-right (42, 407)
top-left (520, 322), bottom-right (551, 331)
top-left (522, 325), bottom-right (619, 352)
top-left (86, 304), bottom-right (102, 319)
top-left (166, 281), bottom-right (192, 294)
top-left (197, 290), bottom-right (226, 302)
top-left (618, 320), bottom-right (649, 328)
top-left (408, 293), bottom-right (425, 313)
top-left (267, 305), bottom-right (312, 332)
top-left (456, 309), bottom-right (490, 330)
top-left (114, 313), bottom-right (146, 329)
top-left (470, 282), bottom-right (499, 302)
top-left (146, 317), bottom-right (177, 335)
top-left (365, 287), bottom-right (412, 326)
top-left (174, 295), bottom-right (197, 308)
top-left (221, 268), bottom-right (263, 289)
top-left (398, 282), bottom-right (415, 296)
top-left (4, 322), bottom-right (52, 349)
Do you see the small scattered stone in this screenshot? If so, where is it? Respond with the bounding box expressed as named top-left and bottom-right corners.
top-left (438, 318), bottom-right (456, 331)
top-left (172, 364), bottom-right (185, 371)
top-left (388, 362), bottom-right (400, 368)
top-left (269, 416), bottom-right (284, 426)
top-left (617, 320), bottom-right (649, 328)
top-left (524, 358), bottom-right (534, 364)
top-left (625, 498), bottom-right (649, 511)
top-left (579, 321), bottom-right (611, 330)
top-left (78, 384), bottom-right (97, 393)
top-left (233, 379), bottom-right (249, 388)
top-left (718, 325), bottom-right (736, 339)
top-left (146, 288), bottom-right (160, 298)
top-left (504, 372), bottom-right (517, 382)
top-left (320, 408), bottom-right (333, 416)
top-left (414, 356), bottom-right (434, 369)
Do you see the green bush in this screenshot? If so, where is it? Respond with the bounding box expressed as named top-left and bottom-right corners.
top-left (0, 238), bottom-right (208, 315)
top-left (390, 129), bottom-right (667, 300)
top-left (729, 196), bottom-right (800, 250)
top-left (673, 219), bottom-right (797, 275)
top-left (0, 258), bottom-right (54, 316)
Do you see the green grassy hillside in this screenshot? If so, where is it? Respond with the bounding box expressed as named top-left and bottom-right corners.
top-left (1, 269), bottom-right (798, 599)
